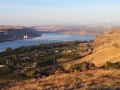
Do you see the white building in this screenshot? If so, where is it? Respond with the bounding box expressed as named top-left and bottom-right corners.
top-left (23, 35), bottom-right (28, 39)
top-left (0, 65), bottom-right (7, 67)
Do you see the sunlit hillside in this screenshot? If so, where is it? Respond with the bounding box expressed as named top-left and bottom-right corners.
top-left (77, 28), bottom-right (120, 66)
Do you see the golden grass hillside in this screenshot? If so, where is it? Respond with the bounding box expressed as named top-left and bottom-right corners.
top-left (76, 28), bottom-right (120, 66)
top-left (2, 69), bottom-right (120, 90)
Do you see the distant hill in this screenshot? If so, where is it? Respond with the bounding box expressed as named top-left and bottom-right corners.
top-left (0, 25), bottom-right (114, 42)
top-left (0, 25), bottom-right (113, 41)
top-left (0, 26), bottom-right (40, 42)
top-left (31, 26), bottom-right (113, 35)
top-left (0, 25), bottom-right (25, 29)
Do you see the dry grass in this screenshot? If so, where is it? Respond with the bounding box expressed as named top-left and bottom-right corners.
top-left (2, 69), bottom-right (120, 90)
top-left (57, 58), bottom-right (70, 62)
top-left (76, 28), bottom-right (120, 66)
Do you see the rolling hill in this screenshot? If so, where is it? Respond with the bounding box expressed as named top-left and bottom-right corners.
top-left (78, 28), bottom-right (120, 66)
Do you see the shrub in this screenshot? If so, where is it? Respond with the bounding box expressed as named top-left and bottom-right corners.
top-left (69, 62), bottom-right (84, 70)
top-left (50, 66), bottom-right (65, 75)
top-left (25, 71), bottom-right (35, 78)
top-left (104, 61), bottom-right (113, 69)
top-left (69, 62), bottom-right (96, 71)
top-left (104, 61), bottom-right (120, 69)
top-left (0, 73), bottom-right (23, 80)
top-left (0, 66), bottom-right (13, 75)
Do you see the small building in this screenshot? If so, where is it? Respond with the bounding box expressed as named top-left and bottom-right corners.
top-left (0, 65), bottom-right (4, 67)
top-left (26, 56), bottom-right (30, 59)
top-left (63, 50), bottom-right (73, 54)
top-left (67, 50), bottom-right (72, 53)
top-left (6, 60), bottom-right (9, 64)
top-left (0, 65), bottom-right (7, 67)
top-left (79, 43), bottom-right (91, 47)
top-left (23, 35), bottom-right (28, 39)
top-left (55, 50), bottom-right (59, 53)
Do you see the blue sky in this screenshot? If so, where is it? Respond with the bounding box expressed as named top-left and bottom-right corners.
top-left (0, 0), bottom-right (120, 26)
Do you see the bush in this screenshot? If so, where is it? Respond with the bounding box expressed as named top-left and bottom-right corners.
top-left (0, 66), bottom-right (13, 75)
top-left (104, 61), bottom-right (120, 69)
top-left (69, 62), bottom-right (84, 70)
top-left (25, 71), bottom-right (35, 78)
top-left (69, 62), bottom-right (96, 71)
top-left (0, 73), bottom-right (23, 80)
top-left (50, 66), bottom-right (65, 75)
top-left (104, 61), bottom-right (113, 69)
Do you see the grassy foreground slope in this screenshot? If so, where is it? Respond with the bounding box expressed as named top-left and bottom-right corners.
top-left (2, 69), bottom-right (120, 90)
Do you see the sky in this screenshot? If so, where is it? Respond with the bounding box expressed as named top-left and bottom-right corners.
top-left (0, 0), bottom-right (120, 26)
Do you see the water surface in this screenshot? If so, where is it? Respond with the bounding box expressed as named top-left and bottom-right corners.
top-left (0, 33), bottom-right (95, 52)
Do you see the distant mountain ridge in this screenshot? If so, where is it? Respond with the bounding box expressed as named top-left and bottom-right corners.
top-left (30, 26), bottom-right (114, 36)
top-left (0, 25), bottom-right (25, 29)
top-left (0, 25), bottom-right (113, 35)
top-left (0, 25), bottom-right (114, 42)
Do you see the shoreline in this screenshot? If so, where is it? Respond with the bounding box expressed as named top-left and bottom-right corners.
top-left (0, 34), bottom-right (42, 43)
top-left (0, 32), bottom-right (96, 43)
top-left (0, 33), bottom-right (95, 52)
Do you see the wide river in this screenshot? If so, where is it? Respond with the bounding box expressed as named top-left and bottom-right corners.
top-left (0, 33), bottom-right (95, 52)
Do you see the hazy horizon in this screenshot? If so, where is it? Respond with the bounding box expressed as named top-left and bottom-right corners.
top-left (0, 0), bottom-right (120, 26)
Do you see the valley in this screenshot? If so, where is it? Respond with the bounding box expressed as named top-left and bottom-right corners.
top-left (1, 27), bottom-right (120, 90)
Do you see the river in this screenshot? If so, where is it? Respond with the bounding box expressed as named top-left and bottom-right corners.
top-left (0, 33), bottom-right (95, 52)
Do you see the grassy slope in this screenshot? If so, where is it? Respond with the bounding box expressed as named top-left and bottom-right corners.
top-left (3, 69), bottom-right (120, 90)
top-left (75, 28), bottom-right (120, 66)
